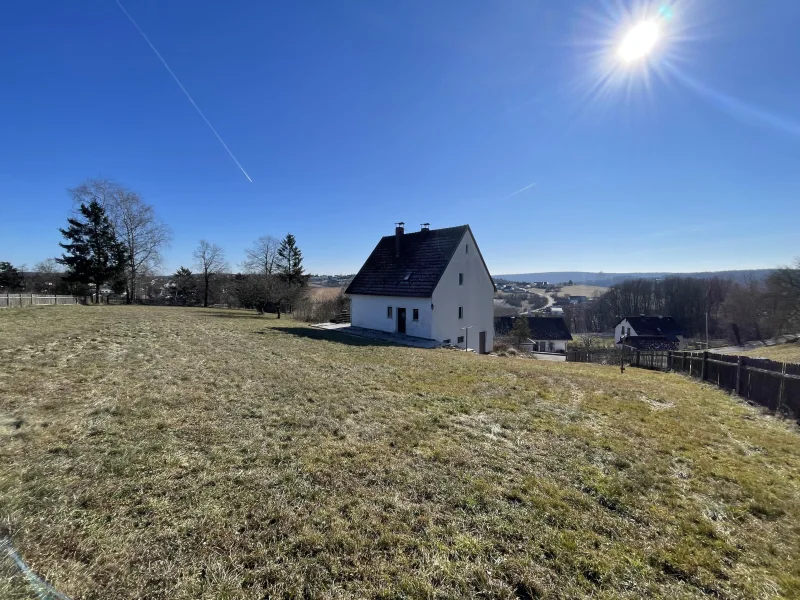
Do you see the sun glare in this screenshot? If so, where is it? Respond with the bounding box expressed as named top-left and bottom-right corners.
top-left (618, 20), bottom-right (661, 62)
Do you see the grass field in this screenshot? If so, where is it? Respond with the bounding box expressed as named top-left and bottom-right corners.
top-left (557, 285), bottom-right (608, 298)
top-left (1, 306), bottom-right (799, 599)
top-left (737, 343), bottom-right (800, 364)
top-left (309, 286), bottom-right (344, 300)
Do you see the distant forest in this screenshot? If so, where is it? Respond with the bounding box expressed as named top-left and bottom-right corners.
top-left (561, 267), bottom-right (800, 343)
top-left (496, 270), bottom-right (774, 286)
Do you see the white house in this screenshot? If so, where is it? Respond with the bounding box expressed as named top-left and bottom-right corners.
top-left (495, 316), bottom-right (573, 353)
top-left (614, 315), bottom-right (686, 349)
top-left (345, 223), bottom-right (496, 353)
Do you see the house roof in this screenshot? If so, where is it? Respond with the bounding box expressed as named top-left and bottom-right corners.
top-left (494, 316), bottom-right (573, 341)
top-left (617, 315), bottom-right (683, 339)
top-left (345, 225), bottom-right (494, 298)
top-left (621, 335), bottom-right (679, 351)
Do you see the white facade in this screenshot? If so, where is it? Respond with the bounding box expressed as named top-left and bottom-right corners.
top-left (350, 229), bottom-right (495, 353)
top-left (350, 294), bottom-right (434, 339)
top-left (528, 339), bottom-right (569, 353)
top-left (614, 318), bottom-right (686, 349)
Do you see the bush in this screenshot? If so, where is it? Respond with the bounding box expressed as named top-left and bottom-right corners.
top-left (293, 293), bottom-right (349, 323)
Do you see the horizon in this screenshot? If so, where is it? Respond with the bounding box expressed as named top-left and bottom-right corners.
top-left (2, 1), bottom-right (799, 274)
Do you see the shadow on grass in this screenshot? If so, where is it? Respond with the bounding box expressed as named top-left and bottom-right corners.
top-left (270, 326), bottom-right (393, 347)
top-left (202, 310), bottom-right (280, 319)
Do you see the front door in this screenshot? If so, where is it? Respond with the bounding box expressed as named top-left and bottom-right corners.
top-left (397, 308), bottom-right (406, 334)
top-left (479, 331), bottom-right (486, 354)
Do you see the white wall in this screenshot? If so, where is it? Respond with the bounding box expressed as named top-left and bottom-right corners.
top-left (350, 294), bottom-right (433, 339)
top-left (431, 229), bottom-right (495, 352)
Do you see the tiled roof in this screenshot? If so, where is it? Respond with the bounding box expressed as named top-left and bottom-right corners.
top-left (495, 316), bottom-right (573, 340)
top-left (345, 225), bottom-right (492, 298)
top-left (622, 335), bottom-right (679, 351)
top-left (619, 315), bottom-right (683, 340)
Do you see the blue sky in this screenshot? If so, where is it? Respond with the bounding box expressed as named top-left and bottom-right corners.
top-left (2, 0), bottom-right (798, 275)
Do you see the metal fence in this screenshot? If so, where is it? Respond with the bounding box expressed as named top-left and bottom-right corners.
top-left (0, 294), bottom-right (77, 308)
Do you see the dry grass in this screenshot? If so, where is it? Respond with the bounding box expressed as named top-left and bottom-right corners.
top-left (1, 306), bottom-right (799, 599)
top-left (558, 285), bottom-right (608, 298)
top-left (738, 343), bottom-right (800, 364)
top-left (309, 286), bottom-right (344, 301)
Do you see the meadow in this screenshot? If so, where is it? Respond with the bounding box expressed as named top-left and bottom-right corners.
top-left (1, 306), bottom-right (799, 599)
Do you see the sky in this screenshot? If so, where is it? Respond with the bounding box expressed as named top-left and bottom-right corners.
top-left (2, 0), bottom-right (799, 275)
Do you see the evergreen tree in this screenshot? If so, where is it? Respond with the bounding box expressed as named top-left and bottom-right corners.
top-left (512, 315), bottom-right (531, 347)
top-left (277, 234), bottom-right (304, 284)
top-left (0, 262), bottom-right (25, 291)
top-left (57, 201), bottom-right (127, 301)
top-left (172, 266), bottom-right (197, 304)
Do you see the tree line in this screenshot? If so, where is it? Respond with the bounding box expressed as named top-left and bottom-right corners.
top-left (0, 178), bottom-right (314, 318)
top-left (563, 267), bottom-right (800, 343)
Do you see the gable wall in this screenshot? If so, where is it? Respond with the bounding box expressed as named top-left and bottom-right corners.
top-left (431, 229), bottom-right (495, 351)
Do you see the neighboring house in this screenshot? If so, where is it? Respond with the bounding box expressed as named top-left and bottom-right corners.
top-left (495, 316), bottom-right (573, 353)
top-left (614, 315), bottom-right (686, 349)
top-left (345, 223), bottom-right (496, 353)
top-left (621, 335), bottom-right (679, 351)
top-left (568, 295), bottom-right (588, 304)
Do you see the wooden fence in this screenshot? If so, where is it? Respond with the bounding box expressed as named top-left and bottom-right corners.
top-left (632, 349), bottom-right (800, 421)
top-left (566, 348), bottom-right (622, 366)
top-left (0, 294), bottom-right (78, 308)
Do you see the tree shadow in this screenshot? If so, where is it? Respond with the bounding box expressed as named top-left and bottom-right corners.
top-left (270, 326), bottom-right (394, 348)
top-left (202, 310), bottom-right (280, 319)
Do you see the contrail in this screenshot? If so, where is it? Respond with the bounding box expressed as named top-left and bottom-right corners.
top-left (501, 181), bottom-right (536, 200)
top-left (115, 0), bottom-right (253, 182)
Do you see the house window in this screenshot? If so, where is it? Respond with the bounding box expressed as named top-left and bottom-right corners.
top-left (458, 306), bottom-right (463, 319)
top-left (387, 306), bottom-right (393, 318)
top-left (412, 308), bottom-right (419, 321)
top-left (465, 244), bottom-right (469, 254)
top-left (443, 339), bottom-right (451, 344)
top-left (458, 336), bottom-right (465, 343)
top-left (627, 327), bottom-right (631, 336)
top-left (459, 273), bottom-right (463, 285)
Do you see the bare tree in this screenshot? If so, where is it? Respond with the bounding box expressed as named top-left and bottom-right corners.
top-left (241, 235), bottom-right (280, 275)
top-left (193, 240), bottom-right (229, 307)
top-left (34, 258), bottom-right (63, 274)
top-left (70, 178), bottom-right (171, 303)
top-left (767, 258), bottom-right (800, 333)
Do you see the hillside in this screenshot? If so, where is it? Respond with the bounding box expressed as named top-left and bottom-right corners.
top-left (2, 306), bottom-right (799, 599)
top-left (738, 343), bottom-right (800, 364)
top-left (497, 270), bottom-right (774, 286)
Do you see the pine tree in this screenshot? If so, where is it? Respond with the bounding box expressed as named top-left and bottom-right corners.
top-left (57, 201), bottom-right (127, 301)
top-left (0, 262), bottom-right (25, 291)
top-left (512, 315), bottom-right (531, 347)
top-left (277, 234), bottom-right (304, 284)
top-left (172, 266), bottom-right (197, 304)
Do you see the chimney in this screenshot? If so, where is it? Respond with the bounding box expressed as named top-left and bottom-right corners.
top-left (395, 222), bottom-right (404, 258)
top-left (421, 223), bottom-right (430, 231)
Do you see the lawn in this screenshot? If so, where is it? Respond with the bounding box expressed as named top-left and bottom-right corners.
top-left (738, 343), bottom-right (800, 364)
top-left (1, 306), bottom-right (799, 599)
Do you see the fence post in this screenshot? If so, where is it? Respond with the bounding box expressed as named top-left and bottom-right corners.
top-left (666, 351), bottom-right (672, 371)
top-left (735, 356), bottom-right (743, 396)
top-left (701, 351), bottom-right (708, 381)
top-left (635, 351), bottom-right (640, 367)
top-left (777, 362), bottom-right (787, 412)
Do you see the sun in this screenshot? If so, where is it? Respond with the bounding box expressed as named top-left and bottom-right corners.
top-left (618, 20), bottom-right (661, 63)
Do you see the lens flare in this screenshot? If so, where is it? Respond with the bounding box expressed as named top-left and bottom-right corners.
top-left (618, 20), bottom-right (661, 62)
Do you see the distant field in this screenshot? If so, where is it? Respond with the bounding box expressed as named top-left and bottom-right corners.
top-left (2, 306), bottom-right (799, 599)
top-left (558, 285), bottom-right (608, 297)
top-left (738, 343), bottom-right (800, 364)
top-left (309, 285), bottom-right (343, 300)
